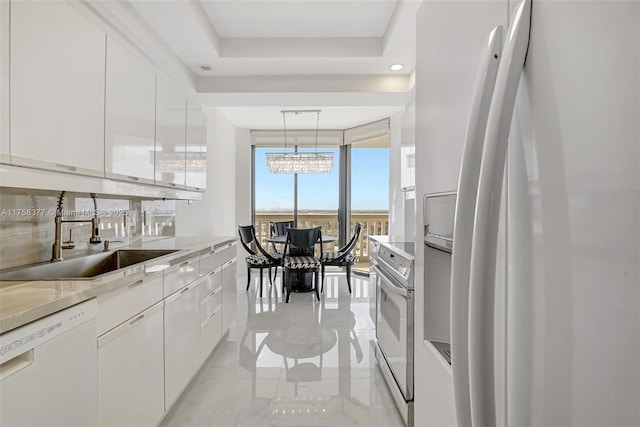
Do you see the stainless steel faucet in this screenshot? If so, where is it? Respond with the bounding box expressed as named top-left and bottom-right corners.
top-left (51, 192), bottom-right (102, 262)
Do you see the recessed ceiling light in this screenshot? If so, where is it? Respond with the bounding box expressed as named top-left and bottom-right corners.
top-left (197, 64), bottom-right (213, 72)
top-left (390, 63), bottom-right (404, 71)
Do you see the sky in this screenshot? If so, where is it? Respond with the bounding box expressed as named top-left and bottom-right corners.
top-left (255, 147), bottom-right (389, 212)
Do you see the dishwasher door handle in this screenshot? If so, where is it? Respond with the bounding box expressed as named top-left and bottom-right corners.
top-left (0, 349), bottom-right (34, 381)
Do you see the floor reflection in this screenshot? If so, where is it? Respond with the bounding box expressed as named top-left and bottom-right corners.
top-left (161, 272), bottom-right (403, 427)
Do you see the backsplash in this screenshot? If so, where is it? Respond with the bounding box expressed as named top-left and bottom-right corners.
top-left (0, 190), bottom-right (176, 270)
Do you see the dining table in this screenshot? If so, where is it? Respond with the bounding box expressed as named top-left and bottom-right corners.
top-left (264, 234), bottom-right (336, 246)
top-left (265, 233), bottom-right (337, 293)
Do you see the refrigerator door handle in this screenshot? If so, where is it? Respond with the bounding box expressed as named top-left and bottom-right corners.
top-left (468, 0), bottom-right (531, 426)
top-left (451, 25), bottom-right (502, 427)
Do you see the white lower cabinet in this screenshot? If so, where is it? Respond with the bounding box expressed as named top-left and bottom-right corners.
top-left (97, 301), bottom-right (164, 427)
top-left (90, 241), bottom-right (236, 423)
top-left (221, 258), bottom-right (237, 333)
top-left (200, 269), bottom-right (223, 362)
top-left (164, 279), bottom-right (201, 409)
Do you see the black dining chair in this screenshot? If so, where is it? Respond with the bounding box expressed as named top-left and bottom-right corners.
top-left (269, 220), bottom-right (294, 280)
top-left (238, 224), bottom-right (281, 298)
top-left (320, 222), bottom-right (364, 294)
top-left (270, 220), bottom-right (295, 239)
top-left (282, 226), bottom-right (323, 303)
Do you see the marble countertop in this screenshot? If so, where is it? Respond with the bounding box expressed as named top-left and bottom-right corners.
top-left (0, 235), bottom-right (236, 335)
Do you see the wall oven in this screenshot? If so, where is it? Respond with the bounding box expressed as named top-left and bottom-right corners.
top-left (371, 239), bottom-right (415, 427)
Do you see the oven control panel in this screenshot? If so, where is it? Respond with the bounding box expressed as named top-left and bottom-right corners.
top-left (378, 244), bottom-right (414, 285)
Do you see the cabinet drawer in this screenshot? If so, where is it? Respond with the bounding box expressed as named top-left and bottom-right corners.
top-left (163, 255), bottom-right (199, 296)
top-left (218, 242), bottom-right (237, 266)
top-left (200, 306), bottom-right (222, 362)
top-left (221, 259), bottom-right (238, 333)
top-left (200, 287), bottom-right (222, 324)
top-left (199, 248), bottom-right (220, 276)
top-left (199, 268), bottom-right (222, 300)
top-left (97, 273), bottom-right (163, 336)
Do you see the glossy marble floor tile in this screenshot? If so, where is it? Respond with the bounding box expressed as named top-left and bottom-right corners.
top-left (161, 272), bottom-right (403, 427)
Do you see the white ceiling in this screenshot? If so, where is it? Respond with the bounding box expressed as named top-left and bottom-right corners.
top-left (124, 0), bottom-right (419, 129)
top-left (216, 106), bottom-right (404, 130)
top-left (201, 1), bottom-right (397, 38)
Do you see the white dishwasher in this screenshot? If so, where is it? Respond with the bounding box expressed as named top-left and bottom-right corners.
top-left (0, 299), bottom-right (98, 426)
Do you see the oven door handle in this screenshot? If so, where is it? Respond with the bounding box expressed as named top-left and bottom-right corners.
top-left (372, 263), bottom-right (408, 297)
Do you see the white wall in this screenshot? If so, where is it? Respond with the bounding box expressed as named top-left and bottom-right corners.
top-left (176, 107), bottom-right (238, 236)
top-left (235, 128), bottom-right (252, 228)
top-left (388, 110), bottom-right (405, 239)
top-left (402, 99), bottom-right (416, 240)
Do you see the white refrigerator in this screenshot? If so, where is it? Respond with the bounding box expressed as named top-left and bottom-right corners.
top-left (414, 1), bottom-right (639, 426)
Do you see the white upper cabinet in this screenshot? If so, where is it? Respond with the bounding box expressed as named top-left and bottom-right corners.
top-left (185, 102), bottom-right (207, 191)
top-left (0, 1), bottom-right (9, 164)
top-left (10, 0), bottom-right (106, 177)
top-left (105, 36), bottom-right (156, 184)
top-left (155, 78), bottom-right (186, 188)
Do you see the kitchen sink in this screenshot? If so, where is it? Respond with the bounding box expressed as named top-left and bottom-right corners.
top-left (0, 249), bottom-right (180, 281)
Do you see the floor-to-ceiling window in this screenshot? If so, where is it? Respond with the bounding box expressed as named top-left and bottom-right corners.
top-left (252, 129), bottom-right (343, 250)
top-left (343, 119), bottom-right (390, 273)
top-left (252, 120), bottom-right (390, 272)
top-left (296, 146), bottom-right (340, 246)
top-left (350, 140), bottom-right (389, 271)
top-left (253, 146), bottom-right (295, 243)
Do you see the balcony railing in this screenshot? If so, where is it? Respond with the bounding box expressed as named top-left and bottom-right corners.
top-left (255, 212), bottom-right (388, 264)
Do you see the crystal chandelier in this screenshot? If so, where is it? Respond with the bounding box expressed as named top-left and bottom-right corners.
top-left (266, 110), bottom-right (334, 174)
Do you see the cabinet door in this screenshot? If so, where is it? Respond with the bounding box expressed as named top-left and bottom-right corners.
top-left (10, 0), bottom-right (105, 176)
top-left (0, 1), bottom-right (9, 164)
top-left (221, 258), bottom-right (237, 333)
top-left (185, 101), bottom-right (207, 190)
top-left (155, 78), bottom-right (186, 188)
top-left (105, 36), bottom-right (156, 184)
top-left (97, 302), bottom-right (164, 427)
top-left (164, 279), bottom-right (200, 408)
